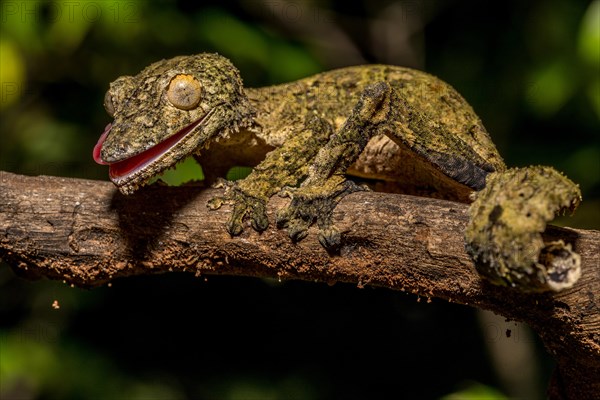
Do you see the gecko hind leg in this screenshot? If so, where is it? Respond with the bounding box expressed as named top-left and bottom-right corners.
top-left (276, 82), bottom-right (392, 250)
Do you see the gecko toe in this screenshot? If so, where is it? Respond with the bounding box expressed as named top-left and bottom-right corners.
top-left (226, 202), bottom-right (247, 236)
top-left (250, 202), bottom-right (269, 232)
top-left (318, 227), bottom-right (341, 250)
top-left (209, 182), bottom-right (269, 236)
top-left (226, 219), bottom-right (244, 236)
top-left (287, 220), bottom-right (310, 242)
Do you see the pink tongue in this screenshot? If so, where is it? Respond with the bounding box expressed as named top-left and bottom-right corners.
top-left (108, 127), bottom-right (190, 179)
top-left (93, 123), bottom-right (112, 165)
top-left (93, 117), bottom-right (204, 181)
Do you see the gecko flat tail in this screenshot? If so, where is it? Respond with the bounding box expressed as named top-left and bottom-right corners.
top-left (465, 166), bottom-right (582, 292)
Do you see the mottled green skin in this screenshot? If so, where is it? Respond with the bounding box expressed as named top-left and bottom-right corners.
top-left (466, 166), bottom-right (581, 291)
top-left (99, 53), bottom-right (582, 291)
top-left (243, 64), bottom-right (506, 196)
top-left (101, 54), bottom-right (255, 191)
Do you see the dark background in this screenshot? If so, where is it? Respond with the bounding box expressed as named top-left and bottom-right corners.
top-left (1, 1), bottom-right (598, 399)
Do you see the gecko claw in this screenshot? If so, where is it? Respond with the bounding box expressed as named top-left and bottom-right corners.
top-left (208, 181), bottom-right (269, 236)
top-left (250, 202), bottom-right (269, 232)
top-left (276, 179), bottom-right (364, 249)
top-left (287, 220), bottom-right (311, 243)
top-left (226, 218), bottom-right (244, 236)
top-left (318, 227), bottom-right (341, 250)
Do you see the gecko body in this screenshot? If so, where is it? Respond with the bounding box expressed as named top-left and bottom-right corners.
top-left (94, 53), bottom-right (581, 292)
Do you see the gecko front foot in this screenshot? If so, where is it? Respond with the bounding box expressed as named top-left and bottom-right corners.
top-left (465, 166), bottom-right (582, 292)
top-left (208, 179), bottom-right (269, 235)
top-left (276, 177), bottom-right (366, 249)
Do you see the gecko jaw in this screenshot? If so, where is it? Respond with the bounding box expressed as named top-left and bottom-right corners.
top-left (94, 112), bottom-right (211, 194)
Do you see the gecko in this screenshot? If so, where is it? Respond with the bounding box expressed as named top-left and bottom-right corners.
top-left (93, 53), bottom-right (582, 292)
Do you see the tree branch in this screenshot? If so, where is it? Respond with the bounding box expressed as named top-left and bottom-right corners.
top-left (1, 171), bottom-right (598, 398)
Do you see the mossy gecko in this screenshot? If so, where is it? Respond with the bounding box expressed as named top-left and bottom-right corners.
top-left (93, 53), bottom-right (582, 292)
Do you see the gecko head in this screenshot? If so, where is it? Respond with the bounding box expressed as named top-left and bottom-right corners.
top-left (93, 53), bottom-right (255, 194)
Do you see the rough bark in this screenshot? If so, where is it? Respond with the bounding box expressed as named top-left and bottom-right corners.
top-left (1, 171), bottom-right (599, 399)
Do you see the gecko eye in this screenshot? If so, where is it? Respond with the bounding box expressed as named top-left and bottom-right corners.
top-left (104, 90), bottom-right (115, 118)
top-left (167, 74), bottom-right (202, 110)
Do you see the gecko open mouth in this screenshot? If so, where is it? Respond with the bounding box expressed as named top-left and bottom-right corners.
top-left (93, 115), bottom-right (208, 192)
